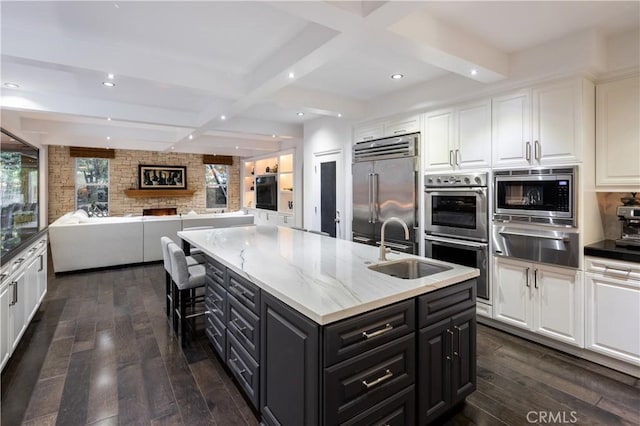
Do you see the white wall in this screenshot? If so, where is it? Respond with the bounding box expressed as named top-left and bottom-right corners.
top-left (303, 117), bottom-right (354, 237)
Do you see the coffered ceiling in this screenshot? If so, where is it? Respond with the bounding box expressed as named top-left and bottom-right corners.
top-left (1, 1), bottom-right (638, 156)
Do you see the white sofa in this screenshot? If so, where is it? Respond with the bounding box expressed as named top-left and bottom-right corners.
top-left (49, 211), bottom-right (254, 272)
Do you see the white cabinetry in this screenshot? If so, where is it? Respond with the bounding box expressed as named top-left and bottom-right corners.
top-left (585, 256), bottom-right (640, 365)
top-left (242, 150), bottom-right (296, 227)
top-left (424, 100), bottom-right (491, 171)
top-left (492, 79), bottom-right (586, 168)
top-left (493, 256), bottom-right (583, 347)
top-left (0, 234), bottom-right (48, 372)
top-left (353, 115), bottom-right (419, 143)
top-left (595, 75), bottom-right (640, 189)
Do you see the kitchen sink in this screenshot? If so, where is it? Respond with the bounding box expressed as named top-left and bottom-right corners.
top-left (368, 258), bottom-right (452, 279)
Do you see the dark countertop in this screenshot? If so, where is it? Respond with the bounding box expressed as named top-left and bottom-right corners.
top-left (584, 240), bottom-right (640, 263)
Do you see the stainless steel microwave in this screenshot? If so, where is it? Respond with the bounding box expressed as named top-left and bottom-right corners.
top-left (493, 167), bottom-right (576, 227)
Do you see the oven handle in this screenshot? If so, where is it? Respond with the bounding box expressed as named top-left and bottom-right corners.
top-left (425, 235), bottom-right (487, 249)
top-left (499, 230), bottom-right (570, 242)
top-left (424, 188), bottom-right (487, 194)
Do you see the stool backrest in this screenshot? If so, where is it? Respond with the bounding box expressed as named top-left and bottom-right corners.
top-left (167, 242), bottom-right (189, 288)
top-left (160, 236), bottom-right (174, 273)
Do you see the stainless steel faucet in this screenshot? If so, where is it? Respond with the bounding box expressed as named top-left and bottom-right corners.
top-left (379, 217), bottom-right (409, 261)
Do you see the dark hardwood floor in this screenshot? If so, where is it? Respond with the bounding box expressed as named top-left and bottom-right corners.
top-left (2, 258), bottom-right (639, 426)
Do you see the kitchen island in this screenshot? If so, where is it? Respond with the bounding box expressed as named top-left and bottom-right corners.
top-left (178, 225), bottom-right (480, 425)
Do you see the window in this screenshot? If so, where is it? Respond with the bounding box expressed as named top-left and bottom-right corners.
top-left (75, 158), bottom-right (109, 216)
top-left (205, 164), bottom-right (228, 209)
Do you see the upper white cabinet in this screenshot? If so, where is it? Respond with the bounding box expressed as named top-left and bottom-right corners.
top-left (493, 256), bottom-right (583, 347)
top-left (492, 90), bottom-right (532, 167)
top-left (492, 79), bottom-right (587, 168)
top-left (595, 74), bottom-right (640, 189)
top-left (424, 99), bottom-right (492, 171)
top-left (353, 115), bottom-right (419, 143)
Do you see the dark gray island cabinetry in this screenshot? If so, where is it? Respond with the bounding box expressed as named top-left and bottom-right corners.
top-left (204, 255), bottom-right (476, 425)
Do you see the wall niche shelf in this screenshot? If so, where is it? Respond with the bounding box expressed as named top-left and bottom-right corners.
top-left (124, 189), bottom-right (196, 198)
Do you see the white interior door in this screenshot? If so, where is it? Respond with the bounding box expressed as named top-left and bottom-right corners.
top-left (313, 150), bottom-right (344, 239)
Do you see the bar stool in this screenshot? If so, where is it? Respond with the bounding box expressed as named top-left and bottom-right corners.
top-left (168, 242), bottom-right (206, 347)
top-left (160, 236), bottom-right (204, 319)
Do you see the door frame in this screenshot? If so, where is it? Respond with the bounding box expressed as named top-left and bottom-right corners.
top-left (313, 149), bottom-right (344, 239)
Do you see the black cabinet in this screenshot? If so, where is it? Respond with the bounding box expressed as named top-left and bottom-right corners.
top-left (204, 252), bottom-right (477, 426)
top-left (417, 280), bottom-right (477, 425)
top-left (204, 257), bottom-right (262, 409)
top-left (260, 291), bottom-right (319, 426)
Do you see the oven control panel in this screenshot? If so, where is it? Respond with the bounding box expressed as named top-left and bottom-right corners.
top-left (425, 172), bottom-right (488, 187)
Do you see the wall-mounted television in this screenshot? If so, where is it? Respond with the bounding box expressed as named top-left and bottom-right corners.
top-left (1, 128), bottom-right (40, 263)
top-left (255, 175), bottom-right (277, 211)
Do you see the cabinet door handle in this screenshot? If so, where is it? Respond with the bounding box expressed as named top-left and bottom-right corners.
top-left (454, 325), bottom-right (461, 358)
top-left (526, 141), bottom-right (531, 161)
top-left (455, 149), bottom-right (461, 166)
top-left (231, 318), bottom-right (247, 332)
top-left (449, 150), bottom-right (454, 167)
top-left (362, 323), bottom-right (393, 339)
top-left (534, 269), bottom-right (538, 289)
top-left (0, 273), bottom-right (6, 282)
top-left (229, 284), bottom-right (247, 299)
top-left (368, 173), bottom-right (373, 224)
top-left (447, 329), bottom-right (454, 360)
top-left (38, 254), bottom-right (44, 272)
top-left (229, 357), bottom-right (248, 377)
top-left (363, 136), bottom-right (374, 141)
top-left (393, 129), bottom-right (406, 134)
top-left (534, 140), bottom-right (541, 160)
top-left (362, 369), bottom-right (393, 389)
top-left (10, 281), bottom-right (18, 306)
top-left (604, 266), bottom-right (631, 275)
top-left (525, 268), bottom-right (530, 287)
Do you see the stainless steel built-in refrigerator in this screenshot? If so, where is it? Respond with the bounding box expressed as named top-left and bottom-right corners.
top-left (352, 133), bottom-right (419, 254)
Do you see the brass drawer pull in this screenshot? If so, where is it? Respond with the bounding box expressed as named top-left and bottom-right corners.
top-left (362, 369), bottom-right (393, 389)
top-left (362, 323), bottom-right (393, 339)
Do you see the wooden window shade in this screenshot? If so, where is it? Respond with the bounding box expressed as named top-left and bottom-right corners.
top-left (203, 155), bottom-right (233, 165)
top-left (69, 147), bottom-right (115, 159)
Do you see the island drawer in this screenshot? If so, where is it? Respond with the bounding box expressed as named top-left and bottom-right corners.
top-left (205, 277), bottom-right (227, 324)
top-left (205, 311), bottom-right (226, 359)
top-left (418, 279), bottom-right (476, 328)
top-left (228, 294), bottom-right (260, 360)
top-left (323, 300), bottom-right (415, 366)
top-left (206, 258), bottom-right (226, 285)
top-left (227, 332), bottom-right (259, 409)
top-left (323, 334), bottom-right (415, 426)
top-left (340, 385), bottom-right (415, 426)
top-left (227, 270), bottom-right (261, 314)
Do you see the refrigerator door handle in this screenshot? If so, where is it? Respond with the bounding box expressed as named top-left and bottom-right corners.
top-left (372, 173), bottom-right (378, 223)
top-left (368, 173), bottom-right (373, 223)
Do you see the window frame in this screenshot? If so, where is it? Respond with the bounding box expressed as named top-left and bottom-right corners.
top-left (75, 157), bottom-right (110, 216)
top-left (205, 164), bottom-right (229, 210)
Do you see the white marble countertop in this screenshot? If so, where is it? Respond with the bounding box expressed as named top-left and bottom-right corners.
top-left (178, 225), bottom-right (479, 325)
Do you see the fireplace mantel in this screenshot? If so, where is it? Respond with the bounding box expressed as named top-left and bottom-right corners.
top-left (124, 189), bottom-right (196, 198)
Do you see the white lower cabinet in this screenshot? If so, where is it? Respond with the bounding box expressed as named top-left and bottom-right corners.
top-left (0, 235), bottom-right (48, 372)
top-left (493, 256), bottom-right (583, 347)
top-left (585, 257), bottom-right (640, 365)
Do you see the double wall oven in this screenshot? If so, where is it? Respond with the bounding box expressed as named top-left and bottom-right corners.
top-left (424, 173), bottom-right (490, 302)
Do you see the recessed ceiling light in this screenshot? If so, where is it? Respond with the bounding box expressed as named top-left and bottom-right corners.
top-left (107, 117), bottom-right (111, 121)
top-left (271, 134), bottom-right (276, 138)
top-left (296, 112), bottom-right (304, 116)
top-left (235, 146), bottom-right (239, 150)
top-left (102, 81), bottom-right (115, 87)
top-left (106, 146), bottom-right (110, 149)
top-left (288, 72), bottom-right (295, 79)
top-left (220, 115), bottom-right (226, 120)
top-left (188, 134), bottom-right (193, 140)
top-left (470, 69), bottom-right (478, 76)
top-left (106, 136), bottom-right (111, 140)
top-left (114, 3), bottom-right (120, 9)
top-left (390, 74), bottom-right (404, 80)
top-left (107, 73), bottom-right (115, 80)
top-left (3, 83), bottom-right (19, 88)
top-left (171, 146), bottom-right (175, 150)
top-left (338, 113), bottom-right (342, 118)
